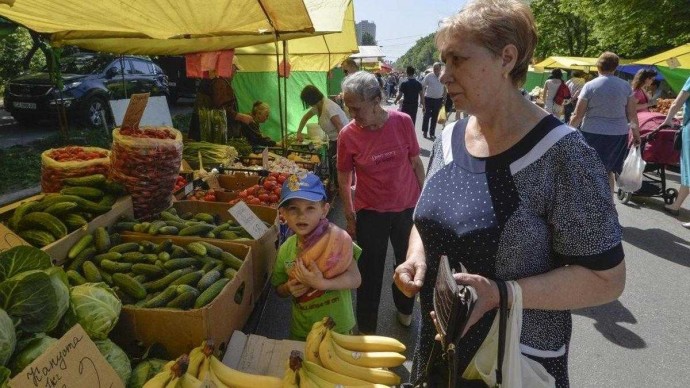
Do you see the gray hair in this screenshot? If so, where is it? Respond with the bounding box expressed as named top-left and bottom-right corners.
top-left (341, 71), bottom-right (382, 101)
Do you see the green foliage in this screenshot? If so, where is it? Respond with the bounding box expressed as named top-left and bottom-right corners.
top-left (0, 27), bottom-right (46, 93)
top-left (361, 32), bottom-right (376, 46)
top-left (395, 33), bottom-right (438, 74)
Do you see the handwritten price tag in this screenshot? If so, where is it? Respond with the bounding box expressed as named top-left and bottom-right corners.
top-left (121, 92), bottom-right (150, 129)
top-left (229, 201), bottom-right (269, 240)
top-left (10, 324), bottom-right (124, 388)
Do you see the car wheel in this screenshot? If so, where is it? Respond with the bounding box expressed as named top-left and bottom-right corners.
top-left (82, 96), bottom-right (109, 128)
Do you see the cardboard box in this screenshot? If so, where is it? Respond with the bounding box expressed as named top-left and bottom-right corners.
top-left (222, 331), bottom-right (304, 378)
top-left (0, 196), bottom-right (134, 264)
top-left (217, 173), bottom-right (260, 191)
top-left (124, 201), bottom-right (278, 297)
top-left (111, 236), bottom-right (254, 358)
top-left (10, 324), bottom-right (124, 388)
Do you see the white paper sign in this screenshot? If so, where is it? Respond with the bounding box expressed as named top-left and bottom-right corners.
top-left (229, 201), bottom-right (269, 239)
top-left (183, 182), bottom-right (194, 196)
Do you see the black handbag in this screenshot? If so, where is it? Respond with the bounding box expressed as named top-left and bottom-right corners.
top-left (674, 127), bottom-right (682, 151)
top-left (419, 256), bottom-right (509, 388)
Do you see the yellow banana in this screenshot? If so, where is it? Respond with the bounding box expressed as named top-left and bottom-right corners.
top-left (197, 354), bottom-right (210, 383)
top-left (329, 330), bottom-right (406, 353)
top-left (142, 369), bottom-right (173, 388)
top-left (298, 368), bottom-right (319, 388)
top-left (304, 319), bottom-right (328, 365)
top-left (164, 377), bottom-right (179, 388)
top-left (187, 345), bottom-right (205, 377)
top-left (302, 367), bottom-right (390, 388)
top-left (302, 360), bottom-right (371, 386)
top-left (178, 373), bottom-right (203, 388)
top-left (283, 354), bottom-right (299, 388)
top-left (318, 332), bottom-right (400, 386)
top-left (209, 355), bottom-right (283, 388)
top-left (208, 369), bottom-right (228, 388)
top-left (330, 336), bottom-right (406, 368)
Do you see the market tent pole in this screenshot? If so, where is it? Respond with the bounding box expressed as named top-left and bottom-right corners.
top-left (282, 40), bottom-right (289, 150)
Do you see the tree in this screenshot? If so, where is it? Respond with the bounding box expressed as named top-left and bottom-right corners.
top-left (361, 32), bottom-right (376, 46)
top-left (394, 33), bottom-right (438, 74)
top-left (0, 26), bottom-right (46, 91)
top-left (531, 0), bottom-right (594, 59)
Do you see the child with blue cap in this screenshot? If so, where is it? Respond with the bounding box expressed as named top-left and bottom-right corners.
top-left (270, 172), bottom-right (362, 340)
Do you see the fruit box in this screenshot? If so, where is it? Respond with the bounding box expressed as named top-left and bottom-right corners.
top-left (222, 330), bottom-right (305, 379)
top-left (124, 201), bottom-right (278, 297)
top-left (0, 195), bottom-right (134, 264)
top-left (217, 173), bottom-right (261, 191)
top-left (111, 236), bottom-right (254, 358)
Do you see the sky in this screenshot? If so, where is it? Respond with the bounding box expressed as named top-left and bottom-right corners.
top-left (353, 0), bottom-right (467, 62)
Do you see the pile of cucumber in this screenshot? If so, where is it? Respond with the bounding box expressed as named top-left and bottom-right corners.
top-left (6, 173), bottom-right (126, 247)
top-left (114, 208), bottom-right (264, 240)
top-left (64, 226), bottom-right (244, 310)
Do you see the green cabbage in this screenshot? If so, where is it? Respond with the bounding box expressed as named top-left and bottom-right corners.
top-left (45, 267), bottom-right (70, 333)
top-left (127, 358), bottom-right (168, 388)
top-left (0, 310), bottom-right (15, 366)
top-left (0, 366), bottom-right (10, 388)
top-left (63, 283), bottom-right (121, 340)
top-left (8, 334), bottom-right (57, 376)
top-left (0, 246), bottom-right (51, 281)
top-left (0, 270), bottom-right (60, 333)
top-left (95, 339), bottom-right (131, 385)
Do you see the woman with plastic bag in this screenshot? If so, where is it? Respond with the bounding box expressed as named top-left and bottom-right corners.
top-left (660, 76), bottom-right (690, 227)
top-left (569, 52), bottom-right (641, 192)
top-left (392, 1), bottom-right (626, 386)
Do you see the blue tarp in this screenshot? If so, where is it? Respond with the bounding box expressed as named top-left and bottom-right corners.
top-left (617, 64), bottom-right (664, 80)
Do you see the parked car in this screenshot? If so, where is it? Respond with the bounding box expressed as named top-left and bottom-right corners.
top-left (3, 53), bottom-right (170, 127)
top-left (154, 56), bottom-right (199, 103)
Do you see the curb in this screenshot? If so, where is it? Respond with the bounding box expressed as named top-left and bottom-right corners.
top-left (0, 185), bottom-right (41, 207)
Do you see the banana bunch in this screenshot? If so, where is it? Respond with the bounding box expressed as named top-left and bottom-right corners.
top-left (302, 316), bottom-right (406, 386)
top-left (206, 355), bottom-right (283, 388)
top-left (188, 341), bottom-right (214, 382)
top-left (143, 355), bottom-right (203, 388)
top-left (285, 350), bottom-right (390, 388)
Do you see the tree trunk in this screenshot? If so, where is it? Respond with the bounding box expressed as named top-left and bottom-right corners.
top-left (21, 31), bottom-right (42, 70)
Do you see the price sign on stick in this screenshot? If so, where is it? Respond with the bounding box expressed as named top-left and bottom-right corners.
top-left (229, 201), bottom-right (269, 239)
top-left (10, 324), bottom-right (124, 388)
top-left (121, 92), bottom-right (150, 128)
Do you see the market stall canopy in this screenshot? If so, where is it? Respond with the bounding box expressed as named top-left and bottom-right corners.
top-left (234, 0), bottom-right (357, 72)
top-left (0, 0), bottom-right (338, 55)
top-left (533, 56), bottom-right (599, 72)
top-left (350, 45), bottom-right (385, 63)
top-left (635, 44), bottom-right (690, 68)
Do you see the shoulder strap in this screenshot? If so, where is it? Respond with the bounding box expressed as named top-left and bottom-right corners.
top-left (495, 279), bottom-right (508, 387)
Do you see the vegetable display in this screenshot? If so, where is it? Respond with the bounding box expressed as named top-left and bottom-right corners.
top-left (110, 126), bottom-right (183, 219)
top-left (8, 334), bottom-right (58, 375)
top-left (4, 174), bottom-right (126, 247)
top-left (40, 146), bottom-right (111, 193)
top-left (95, 339), bottom-right (132, 384)
top-left (182, 141), bottom-right (238, 170)
top-left (0, 310), bottom-right (15, 367)
top-left (128, 358), bottom-right (169, 388)
top-left (63, 224), bottom-right (245, 310)
top-left (198, 108), bottom-right (228, 145)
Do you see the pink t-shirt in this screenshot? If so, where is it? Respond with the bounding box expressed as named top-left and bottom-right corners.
top-left (633, 88), bottom-right (649, 112)
top-left (337, 110), bottom-right (421, 212)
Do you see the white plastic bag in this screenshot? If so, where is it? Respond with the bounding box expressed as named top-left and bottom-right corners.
top-left (617, 146), bottom-right (645, 193)
top-left (462, 281), bottom-right (555, 388)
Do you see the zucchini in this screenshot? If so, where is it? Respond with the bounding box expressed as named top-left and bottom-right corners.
top-left (63, 174), bottom-right (107, 187)
top-left (68, 234), bottom-right (94, 260)
top-left (18, 212), bottom-right (68, 239)
top-left (18, 230), bottom-right (55, 247)
top-left (194, 278), bottom-right (231, 308)
top-left (60, 186), bottom-right (104, 201)
top-left (8, 201), bottom-right (40, 231)
top-left (63, 213), bottom-right (88, 231)
top-left (43, 202), bottom-right (79, 216)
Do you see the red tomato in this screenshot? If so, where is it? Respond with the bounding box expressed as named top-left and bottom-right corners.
top-left (250, 197), bottom-right (261, 205)
top-left (259, 193), bottom-right (269, 202)
top-left (247, 195), bottom-right (255, 201)
top-left (273, 187), bottom-right (282, 195)
top-left (277, 174), bottom-right (287, 184)
top-left (263, 180), bottom-right (275, 190)
top-left (238, 190), bottom-right (249, 198)
top-left (268, 194), bottom-right (278, 203)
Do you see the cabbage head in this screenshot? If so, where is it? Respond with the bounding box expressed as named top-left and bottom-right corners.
top-left (63, 283), bottom-right (121, 340)
top-left (0, 366), bottom-right (10, 388)
top-left (8, 334), bottom-right (57, 376)
top-left (127, 358), bottom-right (168, 388)
top-left (94, 339), bottom-right (131, 385)
top-left (0, 310), bottom-right (15, 366)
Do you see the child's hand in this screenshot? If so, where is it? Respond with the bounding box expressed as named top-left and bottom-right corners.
top-left (293, 258), bottom-right (324, 290)
top-left (287, 278), bottom-right (308, 298)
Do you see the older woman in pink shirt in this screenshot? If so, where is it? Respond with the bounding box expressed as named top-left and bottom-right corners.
top-left (337, 71), bottom-right (425, 334)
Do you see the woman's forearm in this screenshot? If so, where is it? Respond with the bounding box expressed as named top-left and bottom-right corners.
top-left (337, 171), bottom-right (354, 214)
top-left (318, 261), bottom-right (361, 291)
top-left (518, 260), bottom-right (625, 310)
top-left (406, 226), bottom-right (425, 262)
top-left (410, 156), bottom-right (425, 189)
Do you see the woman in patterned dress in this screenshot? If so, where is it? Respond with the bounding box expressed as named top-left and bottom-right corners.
top-left (393, 1), bottom-right (626, 386)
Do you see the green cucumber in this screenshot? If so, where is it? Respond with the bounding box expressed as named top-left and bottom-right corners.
top-left (63, 174), bottom-right (107, 187)
top-left (170, 270), bottom-right (204, 287)
top-left (43, 202), bottom-right (79, 216)
top-left (142, 286), bottom-right (178, 308)
top-left (18, 230), bottom-right (55, 247)
top-left (194, 278), bottom-right (231, 308)
top-left (8, 201), bottom-right (40, 231)
top-left (108, 242), bottom-right (141, 254)
top-left (100, 259), bottom-right (133, 273)
top-left (67, 246), bottom-right (97, 271)
top-left (185, 242), bottom-right (207, 257)
top-left (93, 252), bottom-right (122, 265)
top-left (198, 242), bottom-right (223, 259)
top-left (68, 234), bottom-right (94, 260)
top-left (163, 257), bottom-right (199, 271)
top-left (143, 268), bottom-right (195, 292)
top-left (83, 261), bottom-right (103, 282)
top-left (166, 290), bottom-right (199, 309)
top-left (178, 224), bottom-right (215, 237)
top-left (197, 270), bottom-right (222, 292)
top-left (132, 263), bottom-right (165, 277)
top-left (220, 251), bottom-right (244, 271)
top-left (112, 273), bottom-right (147, 300)
top-left (93, 226), bottom-right (111, 253)
top-left (66, 270), bottom-right (87, 286)
top-left (60, 186), bottom-right (104, 200)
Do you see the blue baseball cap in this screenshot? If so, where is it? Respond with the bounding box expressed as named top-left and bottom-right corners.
top-left (279, 172), bottom-right (327, 207)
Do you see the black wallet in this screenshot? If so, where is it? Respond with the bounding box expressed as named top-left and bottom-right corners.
top-left (433, 255), bottom-right (478, 351)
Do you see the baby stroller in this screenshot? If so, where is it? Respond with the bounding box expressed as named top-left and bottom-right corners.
top-left (617, 111), bottom-right (681, 204)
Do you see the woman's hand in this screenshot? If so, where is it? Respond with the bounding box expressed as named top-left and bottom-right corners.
top-left (452, 273), bottom-right (502, 337)
top-left (293, 258), bottom-right (324, 290)
top-left (394, 258), bottom-right (427, 297)
top-left (286, 278), bottom-right (308, 298)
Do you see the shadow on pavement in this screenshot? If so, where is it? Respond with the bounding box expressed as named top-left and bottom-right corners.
top-left (419, 148), bottom-right (431, 158)
top-left (572, 300), bottom-right (646, 349)
top-left (622, 226), bottom-right (690, 268)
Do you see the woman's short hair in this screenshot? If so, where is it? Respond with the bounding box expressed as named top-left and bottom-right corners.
top-left (341, 71), bottom-right (382, 102)
top-left (300, 85), bottom-right (324, 107)
top-left (435, 0), bottom-right (537, 86)
top-left (631, 68), bottom-right (658, 90)
top-left (550, 68), bottom-right (563, 79)
top-left (597, 52), bottom-right (619, 72)
top-left (251, 101), bottom-right (269, 117)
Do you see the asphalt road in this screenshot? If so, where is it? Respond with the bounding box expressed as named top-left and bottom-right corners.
top-left (252, 104), bottom-right (690, 387)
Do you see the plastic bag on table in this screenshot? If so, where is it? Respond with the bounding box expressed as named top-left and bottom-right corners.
top-left (616, 146), bottom-right (645, 193)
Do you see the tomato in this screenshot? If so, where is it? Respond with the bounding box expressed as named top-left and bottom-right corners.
top-left (204, 194), bottom-right (216, 201)
top-left (259, 193), bottom-right (269, 202)
top-left (273, 186), bottom-right (282, 195)
top-left (250, 197), bottom-right (261, 205)
top-left (277, 174), bottom-right (287, 184)
top-left (268, 194), bottom-right (279, 203)
top-left (247, 195), bottom-right (255, 201)
top-left (263, 180), bottom-right (275, 190)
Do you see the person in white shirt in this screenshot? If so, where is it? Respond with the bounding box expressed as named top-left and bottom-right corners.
top-left (421, 62), bottom-right (446, 139)
top-left (564, 70), bottom-right (586, 123)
